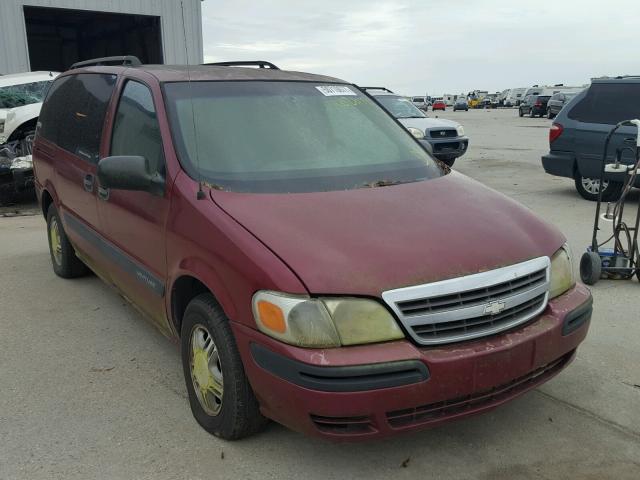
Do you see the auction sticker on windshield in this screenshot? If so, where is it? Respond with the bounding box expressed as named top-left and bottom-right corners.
top-left (315, 85), bottom-right (357, 96)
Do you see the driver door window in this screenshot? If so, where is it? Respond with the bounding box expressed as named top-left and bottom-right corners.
top-left (110, 80), bottom-right (165, 176)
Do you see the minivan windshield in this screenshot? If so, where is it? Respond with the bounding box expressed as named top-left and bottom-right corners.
top-left (164, 81), bottom-right (443, 193)
top-left (0, 81), bottom-right (51, 109)
top-left (374, 95), bottom-right (426, 119)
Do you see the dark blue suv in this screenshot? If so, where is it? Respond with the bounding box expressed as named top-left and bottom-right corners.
top-left (542, 77), bottom-right (640, 201)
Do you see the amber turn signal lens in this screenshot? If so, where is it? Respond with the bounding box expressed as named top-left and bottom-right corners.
top-left (256, 300), bottom-right (286, 333)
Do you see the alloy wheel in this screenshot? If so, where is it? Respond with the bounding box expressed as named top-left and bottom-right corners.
top-left (189, 324), bottom-right (224, 416)
top-left (581, 177), bottom-right (609, 195)
top-left (49, 217), bottom-right (63, 266)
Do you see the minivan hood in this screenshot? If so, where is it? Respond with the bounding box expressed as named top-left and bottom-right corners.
top-left (212, 172), bottom-right (564, 296)
top-left (398, 117), bottom-right (460, 131)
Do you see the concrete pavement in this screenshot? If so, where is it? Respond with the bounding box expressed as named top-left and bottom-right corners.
top-left (1, 108), bottom-right (639, 479)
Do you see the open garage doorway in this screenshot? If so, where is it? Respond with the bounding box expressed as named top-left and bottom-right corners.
top-left (23, 6), bottom-right (164, 72)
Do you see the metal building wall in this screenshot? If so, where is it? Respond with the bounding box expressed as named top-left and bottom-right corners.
top-left (0, 0), bottom-right (203, 74)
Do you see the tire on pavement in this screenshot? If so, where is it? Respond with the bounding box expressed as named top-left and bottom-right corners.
top-left (574, 173), bottom-right (623, 202)
top-left (46, 204), bottom-right (89, 278)
top-left (181, 293), bottom-right (268, 440)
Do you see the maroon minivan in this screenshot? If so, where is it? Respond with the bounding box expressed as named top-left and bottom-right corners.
top-left (33, 58), bottom-right (592, 441)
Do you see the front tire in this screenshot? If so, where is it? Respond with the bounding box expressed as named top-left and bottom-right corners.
top-left (547, 108), bottom-right (554, 119)
top-left (181, 293), bottom-right (267, 440)
top-left (46, 204), bottom-right (88, 278)
top-left (574, 173), bottom-right (623, 202)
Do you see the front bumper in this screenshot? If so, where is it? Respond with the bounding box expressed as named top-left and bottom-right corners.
top-left (0, 168), bottom-right (34, 203)
top-left (425, 136), bottom-right (469, 159)
top-left (233, 283), bottom-right (591, 441)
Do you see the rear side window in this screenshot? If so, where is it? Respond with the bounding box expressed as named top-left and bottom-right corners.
top-left (569, 83), bottom-right (640, 124)
top-left (110, 80), bottom-right (165, 176)
top-left (38, 73), bottom-right (116, 162)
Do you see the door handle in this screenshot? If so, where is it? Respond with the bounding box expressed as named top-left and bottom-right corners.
top-left (624, 137), bottom-right (637, 145)
top-left (97, 186), bottom-right (110, 201)
top-left (83, 174), bottom-right (94, 192)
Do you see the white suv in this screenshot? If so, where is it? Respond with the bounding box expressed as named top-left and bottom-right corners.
top-left (0, 71), bottom-right (58, 146)
top-left (368, 89), bottom-right (469, 167)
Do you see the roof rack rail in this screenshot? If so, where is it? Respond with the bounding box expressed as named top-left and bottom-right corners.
top-left (70, 55), bottom-right (142, 70)
top-left (360, 87), bottom-right (394, 93)
top-left (204, 61), bottom-right (280, 70)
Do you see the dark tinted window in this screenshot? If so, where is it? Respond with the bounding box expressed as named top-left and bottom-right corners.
top-left (111, 81), bottom-right (165, 176)
top-left (569, 83), bottom-right (640, 124)
top-left (37, 73), bottom-right (116, 162)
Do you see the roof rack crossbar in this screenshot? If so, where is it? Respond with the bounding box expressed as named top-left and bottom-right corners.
top-left (203, 61), bottom-right (280, 70)
top-left (70, 55), bottom-right (142, 70)
top-left (360, 86), bottom-right (394, 93)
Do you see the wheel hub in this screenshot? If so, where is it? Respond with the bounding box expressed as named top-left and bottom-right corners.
top-left (582, 177), bottom-right (608, 195)
top-left (49, 218), bottom-right (62, 265)
top-left (189, 325), bottom-right (224, 416)
top-left (193, 349), bottom-right (212, 387)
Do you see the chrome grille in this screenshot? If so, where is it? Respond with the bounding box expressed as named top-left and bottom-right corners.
top-left (429, 128), bottom-right (457, 138)
top-left (382, 257), bottom-right (550, 345)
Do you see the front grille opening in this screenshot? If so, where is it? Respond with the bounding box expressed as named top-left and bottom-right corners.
top-left (386, 351), bottom-right (573, 428)
top-left (310, 414), bottom-right (376, 435)
top-left (432, 142), bottom-right (461, 151)
top-left (412, 293), bottom-right (546, 340)
top-left (398, 268), bottom-right (546, 316)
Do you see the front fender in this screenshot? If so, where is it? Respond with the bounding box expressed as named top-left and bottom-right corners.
top-left (169, 259), bottom-right (238, 324)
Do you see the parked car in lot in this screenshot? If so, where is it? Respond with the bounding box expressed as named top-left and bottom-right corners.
top-left (542, 76), bottom-right (640, 201)
top-left (0, 71), bottom-right (57, 145)
top-left (367, 88), bottom-right (469, 166)
top-left (453, 98), bottom-right (469, 111)
top-left (546, 92), bottom-right (579, 119)
top-left (34, 57), bottom-right (592, 441)
top-left (0, 71), bottom-right (58, 203)
top-left (410, 96), bottom-right (428, 110)
top-left (432, 100), bottom-right (446, 111)
top-left (519, 95), bottom-right (551, 117)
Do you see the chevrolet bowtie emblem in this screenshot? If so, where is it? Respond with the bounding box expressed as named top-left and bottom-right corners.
top-left (484, 301), bottom-right (506, 315)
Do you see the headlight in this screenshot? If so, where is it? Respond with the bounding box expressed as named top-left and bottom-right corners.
top-left (10, 155), bottom-right (33, 170)
top-left (252, 291), bottom-right (405, 348)
top-left (456, 125), bottom-right (465, 136)
top-left (407, 127), bottom-right (425, 139)
top-left (549, 244), bottom-right (575, 299)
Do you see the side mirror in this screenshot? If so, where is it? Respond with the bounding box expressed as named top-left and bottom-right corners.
top-left (97, 155), bottom-right (164, 196)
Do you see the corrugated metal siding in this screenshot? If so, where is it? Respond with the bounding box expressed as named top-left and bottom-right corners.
top-left (0, 0), bottom-right (202, 74)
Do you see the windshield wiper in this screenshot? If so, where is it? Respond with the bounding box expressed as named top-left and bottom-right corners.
top-left (397, 115), bottom-right (424, 119)
top-left (361, 179), bottom-right (403, 188)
